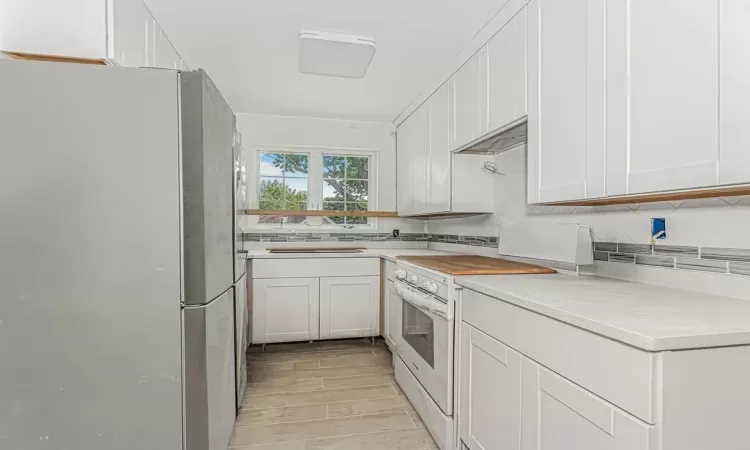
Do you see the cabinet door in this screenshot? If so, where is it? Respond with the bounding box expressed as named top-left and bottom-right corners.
top-left (521, 358), bottom-right (654, 450)
top-left (412, 106), bottom-right (430, 215)
top-left (252, 278), bottom-right (320, 344)
top-left (606, 0), bottom-right (719, 195)
top-left (719, 0), bottom-right (750, 185)
top-left (387, 280), bottom-right (402, 352)
top-left (487, 7), bottom-right (527, 132)
top-left (428, 82), bottom-right (451, 213)
top-left (451, 47), bottom-right (489, 151)
top-left (396, 115), bottom-right (415, 215)
top-left (459, 323), bottom-right (522, 450)
top-left (320, 276), bottom-right (379, 339)
top-left (397, 106), bottom-right (429, 215)
top-left (109, 0), bottom-right (152, 67)
top-left (527, 0), bottom-right (606, 203)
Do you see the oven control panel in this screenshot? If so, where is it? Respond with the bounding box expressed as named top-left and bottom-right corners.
top-left (397, 266), bottom-right (449, 301)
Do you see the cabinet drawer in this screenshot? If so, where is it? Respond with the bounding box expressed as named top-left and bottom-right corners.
top-left (252, 258), bottom-right (379, 279)
top-left (462, 288), bottom-right (658, 424)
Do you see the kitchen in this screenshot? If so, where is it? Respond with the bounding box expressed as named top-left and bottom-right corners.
top-left (2, 1), bottom-right (750, 450)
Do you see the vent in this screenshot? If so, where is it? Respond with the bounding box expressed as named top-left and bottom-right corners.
top-left (455, 118), bottom-right (527, 154)
top-left (298, 31), bottom-right (376, 79)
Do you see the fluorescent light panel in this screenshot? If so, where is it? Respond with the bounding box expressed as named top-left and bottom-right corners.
top-left (298, 30), bottom-right (376, 79)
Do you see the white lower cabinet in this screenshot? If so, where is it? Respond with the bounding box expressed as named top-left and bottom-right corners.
top-left (251, 258), bottom-right (380, 344)
top-left (520, 358), bottom-right (654, 450)
top-left (459, 323), bottom-right (522, 450)
top-left (252, 277), bottom-right (320, 344)
top-left (320, 276), bottom-right (379, 339)
top-left (458, 321), bottom-right (654, 450)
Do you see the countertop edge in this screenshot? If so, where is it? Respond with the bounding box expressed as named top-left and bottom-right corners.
top-left (454, 277), bottom-right (750, 352)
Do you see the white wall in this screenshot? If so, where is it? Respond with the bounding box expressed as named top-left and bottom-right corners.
top-left (427, 145), bottom-right (750, 295)
top-left (429, 145), bottom-right (750, 249)
top-left (237, 113), bottom-right (423, 233)
top-left (0, 0), bottom-right (107, 58)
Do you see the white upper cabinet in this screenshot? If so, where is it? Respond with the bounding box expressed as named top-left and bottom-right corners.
top-left (397, 101), bottom-right (429, 216)
top-left (427, 82), bottom-right (452, 214)
top-left (521, 358), bottom-right (654, 450)
top-left (451, 47), bottom-right (488, 151)
top-left (605, 0), bottom-right (720, 196)
top-left (487, 7), bottom-right (527, 132)
top-left (411, 106), bottom-right (430, 214)
top-left (719, 0), bottom-right (750, 186)
top-left (397, 108), bottom-right (425, 216)
top-left (0, 0), bottom-right (187, 70)
top-left (527, 0), bottom-right (606, 204)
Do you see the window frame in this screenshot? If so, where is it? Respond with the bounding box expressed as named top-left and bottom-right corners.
top-left (248, 145), bottom-right (378, 230)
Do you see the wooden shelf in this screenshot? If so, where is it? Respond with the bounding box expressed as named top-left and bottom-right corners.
top-left (241, 209), bottom-right (399, 218)
top-left (3, 51), bottom-right (108, 65)
top-left (548, 185), bottom-right (750, 207)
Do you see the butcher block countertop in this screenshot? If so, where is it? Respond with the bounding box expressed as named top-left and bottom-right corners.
top-left (396, 255), bottom-right (557, 275)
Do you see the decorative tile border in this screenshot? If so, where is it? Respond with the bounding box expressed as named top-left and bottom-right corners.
top-left (594, 242), bottom-right (750, 277)
top-left (241, 232), bottom-right (499, 248)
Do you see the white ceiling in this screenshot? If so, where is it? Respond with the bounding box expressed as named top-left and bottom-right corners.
top-left (145, 0), bottom-right (506, 122)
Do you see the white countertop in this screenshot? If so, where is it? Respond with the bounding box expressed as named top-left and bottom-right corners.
top-left (245, 248), bottom-right (454, 263)
top-left (456, 273), bottom-right (750, 352)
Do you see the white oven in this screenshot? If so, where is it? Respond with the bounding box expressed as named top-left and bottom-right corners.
top-left (392, 263), bottom-right (457, 450)
top-left (395, 280), bottom-right (454, 415)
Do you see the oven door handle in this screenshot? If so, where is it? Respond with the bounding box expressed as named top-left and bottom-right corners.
top-left (396, 282), bottom-right (448, 319)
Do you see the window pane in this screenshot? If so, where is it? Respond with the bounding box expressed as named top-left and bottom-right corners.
top-left (283, 154), bottom-right (309, 178)
top-left (259, 177), bottom-right (286, 209)
top-left (259, 153), bottom-right (285, 176)
top-left (323, 156), bottom-right (346, 178)
top-left (344, 180), bottom-right (368, 202)
top-left (323, 179), bottom-right (345, 202)
top-left (259, 152), bottom-right (308, 177)
top-left (284, 178), bottom-right (308, 204)
top-left (346, 156), bottom-right (369, 179)
top-left (346, 202), bottom-right (369, 212)
top-left (323, 202), bottom-right (345, 212)
top-left (323, 202), bottom-right (346, 224)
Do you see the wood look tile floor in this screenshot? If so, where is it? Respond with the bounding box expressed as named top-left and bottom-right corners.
top-left (231, 339), bottom-right (437, 450)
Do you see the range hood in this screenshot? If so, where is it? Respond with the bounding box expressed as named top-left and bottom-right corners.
top-left (454, 117), bottom-right (527, 155)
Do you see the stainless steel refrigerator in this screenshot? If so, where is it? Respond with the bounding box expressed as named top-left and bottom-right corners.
top-left (0, 61), bottom-right (237, 450)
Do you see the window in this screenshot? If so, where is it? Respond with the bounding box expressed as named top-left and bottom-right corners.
top-left (253, 148), bottom-right (376, 229)
top-left (258, 152), bottom-right (309, 224)
top-left (323, 155), bottom-right (369, 225)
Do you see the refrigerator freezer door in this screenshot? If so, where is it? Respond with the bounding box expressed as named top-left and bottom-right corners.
top-left (0, 61), bottom-right (183, 450)
top-left (180, 69), bottom-right (236, 306)
top-left (234, 273), bottom-right (249, 409)
top-left (184, 288), bottom-right (237, 450)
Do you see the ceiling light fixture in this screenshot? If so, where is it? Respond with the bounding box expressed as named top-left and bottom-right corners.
top-left (298, 30), bottom-right (376, 79)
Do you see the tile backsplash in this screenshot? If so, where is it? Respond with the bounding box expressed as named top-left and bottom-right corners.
top-left (594, 242), bottom-right (750, 277)
top-left (242, 232), bottom-right (498, 248)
